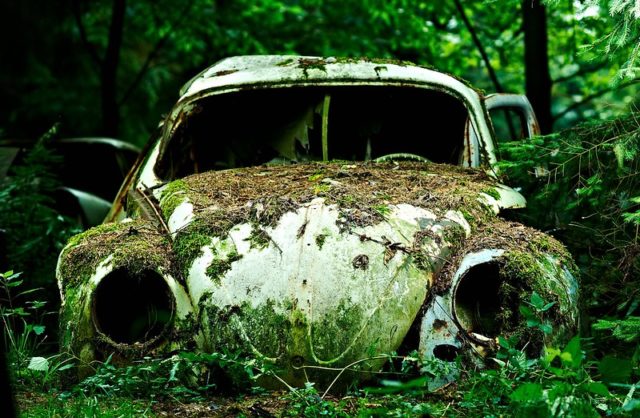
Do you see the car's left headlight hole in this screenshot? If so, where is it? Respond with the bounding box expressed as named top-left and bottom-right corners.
top-left (92, 268), bottom-right (175, 346)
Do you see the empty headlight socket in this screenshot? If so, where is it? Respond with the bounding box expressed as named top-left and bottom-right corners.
top-left (452, 260), bottom-right (503, 346)
top-left (91, 268), bottom-right (176, 350)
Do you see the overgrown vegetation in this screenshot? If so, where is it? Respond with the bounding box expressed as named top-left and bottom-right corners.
top-left (4, 0), bottom-right (640, 415)
top-left (499, 112), bottom-right (640, 339)
top-left (6, 277), bottom-right (638, 416)
top-left (0, 125), bottom-right (80, 289)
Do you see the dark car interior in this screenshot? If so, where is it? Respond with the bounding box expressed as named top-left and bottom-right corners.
top-left (156, 86), bottom-right (470, 180)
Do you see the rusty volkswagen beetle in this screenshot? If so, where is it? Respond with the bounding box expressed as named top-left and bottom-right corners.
top-left (57, 56), bottom-right (578, 389)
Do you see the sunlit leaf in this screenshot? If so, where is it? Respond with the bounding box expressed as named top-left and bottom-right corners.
top-left (28, 356), bottom-right (49, 372)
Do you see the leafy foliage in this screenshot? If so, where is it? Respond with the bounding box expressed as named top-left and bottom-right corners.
top-left (0, 270), bottom-right (74, 391)
top-left (0, 125), bottom-right (80, 288)
top-left (3, 0), bottom-right (637, 141)
top-left (498, 112), bottom-right (640, 320)
top-left (67, 351), bottom-right (268, 401)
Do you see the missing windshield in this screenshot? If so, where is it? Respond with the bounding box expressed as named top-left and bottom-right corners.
top-left (156, 86), bottom-right (469, 180)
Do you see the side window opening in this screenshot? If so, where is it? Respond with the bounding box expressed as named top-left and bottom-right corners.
top-left (489, 107), bottom-right (528, 143)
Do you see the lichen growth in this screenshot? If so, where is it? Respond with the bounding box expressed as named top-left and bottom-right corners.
top-left (204, 300), bottom-right (290, 359)
top-left (310, 302), bottom-right (365, 361)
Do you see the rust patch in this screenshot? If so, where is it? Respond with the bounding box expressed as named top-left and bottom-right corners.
top-left (433, 319), bottom-right (448, 330)
top-left (212, 69), bottom-right (239, 77)
top-left (352, 254), bottom-right (370, 270)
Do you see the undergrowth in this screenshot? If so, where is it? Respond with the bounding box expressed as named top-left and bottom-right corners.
top-left (5, 269), bottom-right (639, 416)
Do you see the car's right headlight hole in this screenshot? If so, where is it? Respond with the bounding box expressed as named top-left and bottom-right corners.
top-left (453, 261), bottom-right (502, 339)
top-left (92, 268), bottom-right (175, 346)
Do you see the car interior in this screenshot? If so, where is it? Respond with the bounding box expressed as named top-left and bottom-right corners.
top-left (156, 86), bottom-right (470, 180)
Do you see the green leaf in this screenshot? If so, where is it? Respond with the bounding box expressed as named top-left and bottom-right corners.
top-left (530, 291), bottom-right (545, 309)
top-left (28, 356), bottom-right (49, 372)
top-left (6, 279), bottom-right (23, 288)
top-left (584, 382), bottom-right (610, 397)
top-left (32, 325), bottom-right (46, 335)
top-left (57, 363), bottom-right (75, 372)
top-left (623, 399), bottom-right (640, 412)
top-left (540, 322), bottom-right (553, 335)
top-left (599, 356), bottom-right (632, 383)
top-left (614, 142), bottom-right (625, 169)
top-left (510, 383), bottom-right (544, 402)
top-left (498, 336), bottom-right (512, 350)
top-left (526, 318), bottom-right (541, 328)
top-left (519, 305), bottom-right (534, 318)
top-left (544, 347), bottom-right (562, 365)
top-left (562, 336), bottom-right (582, 368)
top-left (541, 302), bottom-right (556, 312)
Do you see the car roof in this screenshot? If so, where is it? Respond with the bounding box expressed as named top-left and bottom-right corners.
top-left (178, 55), bottom-right (483, 101)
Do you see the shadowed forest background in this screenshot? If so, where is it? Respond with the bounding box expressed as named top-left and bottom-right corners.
top-left (1, 0), bottom-right (640, 416)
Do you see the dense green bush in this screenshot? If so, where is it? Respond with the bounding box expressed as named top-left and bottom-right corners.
top-left (498, 113), bottom-right (640, 365)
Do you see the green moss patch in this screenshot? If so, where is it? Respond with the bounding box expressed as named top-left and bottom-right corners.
top-left (204, 300), bottom-right (290, 359)
top-left (159, 179), bottom-right (189, 219)
top-left (173, 221), bottom-right (213, 278)
top-left (206, 250), bottom-right (243, 284)
top-left (248, 225), bottom-right (271, 249)
top-left (435, 220), bottom-right (576, 295)
top-left (481, 187), bottom-right (501, 200)
top-left (58, 220), bottom-right (173, 290)
top-left (310, 302), bottom-right (365, 361)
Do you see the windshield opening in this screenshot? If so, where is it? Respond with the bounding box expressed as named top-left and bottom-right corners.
top-left (156, 86), bottom-right (469, 180)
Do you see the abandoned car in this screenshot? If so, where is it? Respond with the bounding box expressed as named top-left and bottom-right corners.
top-left (57, 56), bottom-right (579, 389)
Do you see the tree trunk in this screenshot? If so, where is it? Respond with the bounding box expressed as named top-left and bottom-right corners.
top-left (101, 0), bottom-right (126, 137)
top-left (523, 0), bottom-right (553, 134)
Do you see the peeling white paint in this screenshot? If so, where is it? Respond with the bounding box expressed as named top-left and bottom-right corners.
top-left (167, 201), bottom-right (194, 236)
top-left (89, 256), bottom-right (115, 286)
top-left (186, 198), bottom-right (477, 365)
top-left (494, 183), bottom-right (527, 209)
top-left (444, 210), bottom-right (472, 236)
top-left (163, 273), bottom-right (194, 320)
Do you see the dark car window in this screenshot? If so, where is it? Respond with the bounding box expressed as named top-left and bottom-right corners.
top-left (56, 142), bottom-right (138, 201)
top-left (156, 86), bottom-right (469, 180)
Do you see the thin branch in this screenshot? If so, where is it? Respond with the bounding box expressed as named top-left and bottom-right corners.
top-left (453, 0), bottom-right (504, 92)
top-left (71, 0), bottom-right (102, 69)
top-left (553, 80), bottom-right (640, 122)
top-left (118, 0), bottom-right (195, 106)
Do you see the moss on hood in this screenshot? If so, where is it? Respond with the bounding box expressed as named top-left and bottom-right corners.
top-left (58, 220), bottom-right (174, 290)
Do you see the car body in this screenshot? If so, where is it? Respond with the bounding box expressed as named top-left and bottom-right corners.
top-left (0, 137), bottom-right (140, 228)
top-left (57, 56), bottom-right (578, 389)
